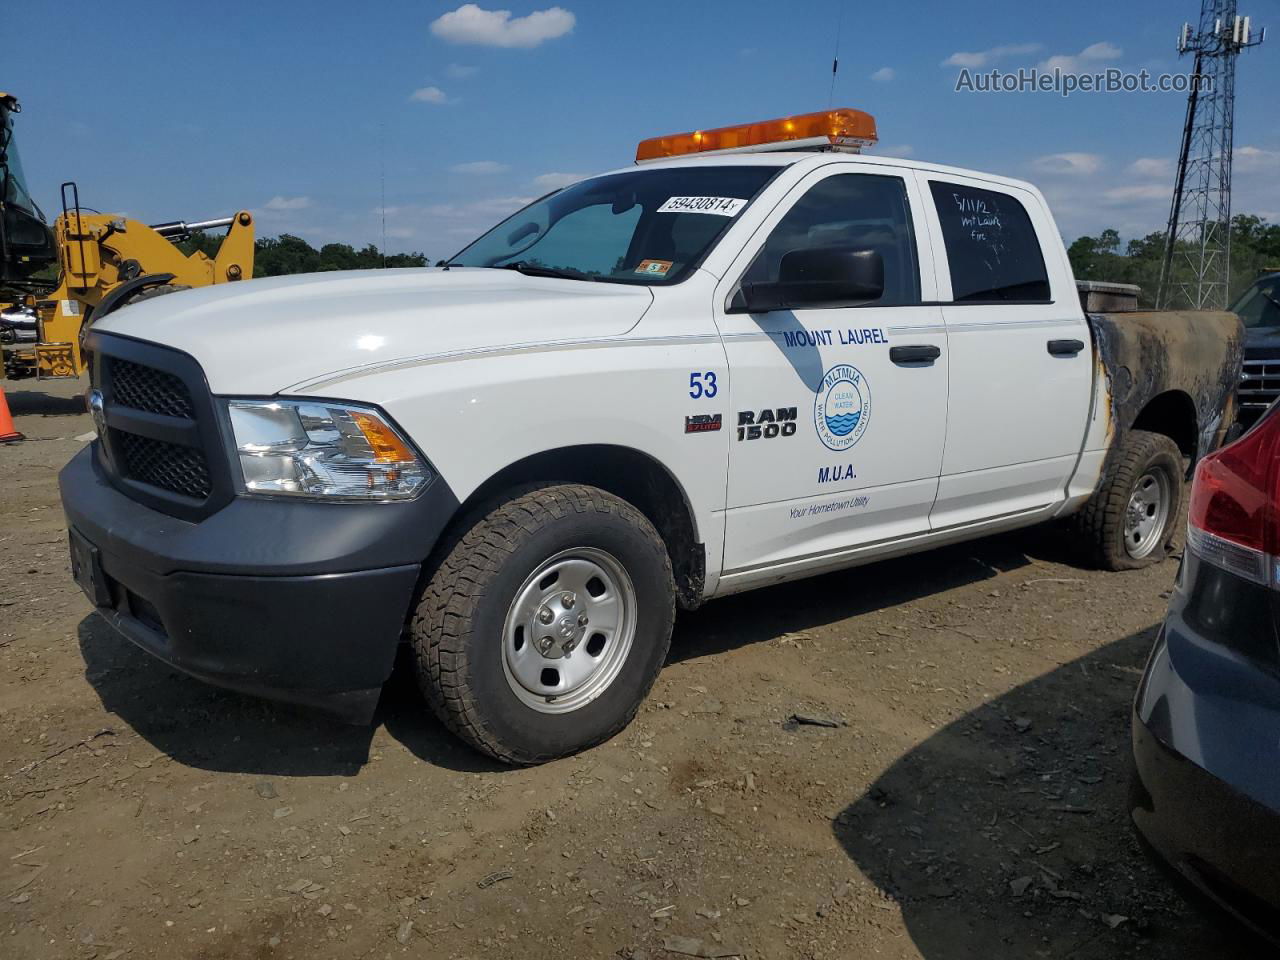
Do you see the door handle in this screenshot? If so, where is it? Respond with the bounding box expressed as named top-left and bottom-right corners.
top-left (1047, 338), bottom-right (1086, 357)
top-left (889, 344), bottom-right (942, 365)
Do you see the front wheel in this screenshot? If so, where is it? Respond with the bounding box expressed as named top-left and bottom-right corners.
top-left (1075, 429), bottom-right (1184, 570)
top-left (411, 484), bottom-right (675, 764)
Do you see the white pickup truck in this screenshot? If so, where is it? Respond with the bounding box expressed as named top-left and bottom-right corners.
top-left (59, 112), bottom-right (1242, 764)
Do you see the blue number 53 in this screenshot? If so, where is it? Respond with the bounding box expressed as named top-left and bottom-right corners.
top-left (689, 371), bottom-right (718, 399)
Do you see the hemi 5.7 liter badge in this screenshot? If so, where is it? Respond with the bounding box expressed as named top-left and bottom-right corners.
top-left (685, 414), bottom-right (723, 434)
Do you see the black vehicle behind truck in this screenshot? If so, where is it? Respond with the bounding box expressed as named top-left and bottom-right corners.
top-left (1232, 271), bottom-right (1280, 428)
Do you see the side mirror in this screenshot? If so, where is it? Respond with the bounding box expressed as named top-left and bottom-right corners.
top-left (730, 247), bottom-right (884, 313)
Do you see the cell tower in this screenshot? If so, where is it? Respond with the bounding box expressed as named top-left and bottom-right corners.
top-left (1157, 1), bottom-right (1264, 310)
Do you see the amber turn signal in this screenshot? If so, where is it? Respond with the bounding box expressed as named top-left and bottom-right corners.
top-left (352, 411), bottom-right (418, 464)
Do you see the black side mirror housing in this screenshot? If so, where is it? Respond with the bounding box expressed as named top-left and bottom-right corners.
top-left (730, 247), bottom-right (885, 313)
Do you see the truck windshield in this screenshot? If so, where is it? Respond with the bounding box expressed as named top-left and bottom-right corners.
top-left (448, 166), bottom-right (778, 284)
top-left (1230, 275), bottom-right (1280, 329)
top-left (0, 110), bottom-right (38, 217)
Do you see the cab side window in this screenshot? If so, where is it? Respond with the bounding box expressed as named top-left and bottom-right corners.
top-left (928, 181), bottom-right (1050, 303)
top-left (743, 174), bottom-right (921, 306)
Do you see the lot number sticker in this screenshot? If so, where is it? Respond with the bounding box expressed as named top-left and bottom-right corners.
top-left (657, 196), bottom-right (748, 217)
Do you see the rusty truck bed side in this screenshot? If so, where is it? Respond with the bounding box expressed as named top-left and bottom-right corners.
top-left (1088, 309), bottom-right (1244, 482)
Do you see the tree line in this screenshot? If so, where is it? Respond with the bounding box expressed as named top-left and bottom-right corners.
top-left (179, 232), bottom-right (429, 277)
top-left (1067, 214), bottom-right (1280, 307)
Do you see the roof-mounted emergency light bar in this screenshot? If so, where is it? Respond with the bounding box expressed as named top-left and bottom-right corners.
top-left (635, 108), bottom-right (877, 164)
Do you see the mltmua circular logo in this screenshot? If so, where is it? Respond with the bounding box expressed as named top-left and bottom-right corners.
top-left (814, 364), bottom-right (871, 451)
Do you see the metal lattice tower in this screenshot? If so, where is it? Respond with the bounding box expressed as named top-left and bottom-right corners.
top-left (1157, 1), bottom-right (1264, 310)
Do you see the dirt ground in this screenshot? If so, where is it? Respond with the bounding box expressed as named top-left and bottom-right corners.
top-left (0, 377), bottom-right (1258, 960)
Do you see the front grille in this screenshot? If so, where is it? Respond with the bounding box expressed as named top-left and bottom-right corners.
top-left (110, 357), bottom-right (196, 419)
top-left (1239, 359), bottom-right (1280, 410)
top-left (114, 430), bottom-right (213, 500)
top-left (91, 335), bottom-right (230, 520)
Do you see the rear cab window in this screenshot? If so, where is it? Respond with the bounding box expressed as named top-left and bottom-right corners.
top-left (927, 181), bottom-right (1051, 303)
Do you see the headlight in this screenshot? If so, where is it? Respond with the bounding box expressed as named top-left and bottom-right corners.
top-left (224, 399), bottom-right (429, 500)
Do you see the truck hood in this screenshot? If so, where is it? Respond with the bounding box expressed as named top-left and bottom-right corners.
top-left (1244, 324), bottom-right (1280, 358)
top-left (93, 268), bottom-right (654, 395)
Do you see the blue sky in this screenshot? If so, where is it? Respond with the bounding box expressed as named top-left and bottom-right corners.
top-left (10, 1), bottom-right (1279, 257)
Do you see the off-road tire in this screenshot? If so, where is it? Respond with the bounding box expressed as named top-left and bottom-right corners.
top-left (1075, 429), bottom-right (1184, 570)
top-left (411, 483), bottom-right (675, 765)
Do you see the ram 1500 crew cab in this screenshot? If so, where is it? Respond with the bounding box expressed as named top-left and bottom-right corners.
top-left (59, 115), bottom-right (1243, 763)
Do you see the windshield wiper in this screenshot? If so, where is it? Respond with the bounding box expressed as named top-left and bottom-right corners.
top-left (497, 261), bottom-right (594, 281)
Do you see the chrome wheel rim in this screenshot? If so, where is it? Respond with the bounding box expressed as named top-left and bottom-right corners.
top-left (501, 547), bottom-right (636, 714)
top-left (1124, 468), bottom-right (1171, 559)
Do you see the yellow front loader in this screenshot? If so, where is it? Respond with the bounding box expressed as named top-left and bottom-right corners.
top-left (2, 93), bottom-right (256, 379)
top-left (5, 183), bottom-right (255, 379)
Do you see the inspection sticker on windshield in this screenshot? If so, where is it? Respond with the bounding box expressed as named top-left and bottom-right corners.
top-left (657, 196), bottom-right (748, 217)
top-left (635, 259), bottom-right (673, 276)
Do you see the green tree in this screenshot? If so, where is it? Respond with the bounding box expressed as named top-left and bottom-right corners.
top-left (318, 242), bottom-right (359, 272)
top-left (1066, 215), bottom-right (1280, 307)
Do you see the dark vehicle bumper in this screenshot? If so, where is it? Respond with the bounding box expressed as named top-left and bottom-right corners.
top-left (59, 446), bottom-right (458, 723)
top-left (1130, 561), bottom-right (1280, 943)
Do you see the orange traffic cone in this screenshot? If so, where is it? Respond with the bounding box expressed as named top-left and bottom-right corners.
top-left (0, 385), bottom-right (23, 443)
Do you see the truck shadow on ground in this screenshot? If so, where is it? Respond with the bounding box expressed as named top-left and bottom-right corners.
top-left (831, 625), bottom-right (1255, 960)
top-left (668, 522), bottom-right (1076, 665)
top-left (75, 522), bottom-right (1077, 779)
top-left (4, 387), bottom-right (86, 417)
top-left (76, 617), bottom-right (507, 776)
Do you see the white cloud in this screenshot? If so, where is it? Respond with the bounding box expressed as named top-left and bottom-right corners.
top-left (450, 160), bottom-right (511, 174)
top-left (430, 4), bottom-right (575, 48)
top-left (533, 172), bottom-right (586, 190)
top-left (472, 195), bottom-right (535, 215)
top-left (1039, 142), bottom-right (1280, 241)
top-left (1038, 41), bottom-right (1122, 73)
top-left (870, 66), bottom-right (895, 83)
top-left (409, 86), bottom-right (449, 104)
top-left (264, 195), bottom-right (312, 211)
top-left (1129, 157), bottom-right (1171, 178)
top-left (1032, 152), bottom-right (1103, 176)
top-left (1102, 183), bottom-right (1169, 203)
top-left (446, 63), bottom-right (479, 78)
top-left (1237, 145), bottom-right (1280, 172)
top-left (426, 196), bottom-right (535, 219)
top-left (942, 43), bottom-right (1041, 68)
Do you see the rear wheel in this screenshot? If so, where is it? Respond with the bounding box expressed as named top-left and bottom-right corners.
top-left (1076, 429), bottom-right (1184, 570)
top-left (411, 483), bottom-right (675, 764)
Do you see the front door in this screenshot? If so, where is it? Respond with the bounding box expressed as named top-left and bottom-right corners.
top-left (715, 166), bottom-right (949, 586)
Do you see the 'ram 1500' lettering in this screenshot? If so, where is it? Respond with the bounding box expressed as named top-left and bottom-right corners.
top-left (737, 407), bottom-right (798, 441)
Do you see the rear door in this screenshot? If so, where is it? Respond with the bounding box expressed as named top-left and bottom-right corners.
top-left (918, 174), bottom-right (1092, 529)
top-left (715, 165), bottom-right (949, 583)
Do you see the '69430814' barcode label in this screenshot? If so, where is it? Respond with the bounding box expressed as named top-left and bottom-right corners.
top-left (656, 196), bottom-right (748, 217)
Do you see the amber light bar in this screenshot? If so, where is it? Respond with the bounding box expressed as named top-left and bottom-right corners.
top-left (635, 108), bottom-right (877, 163)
